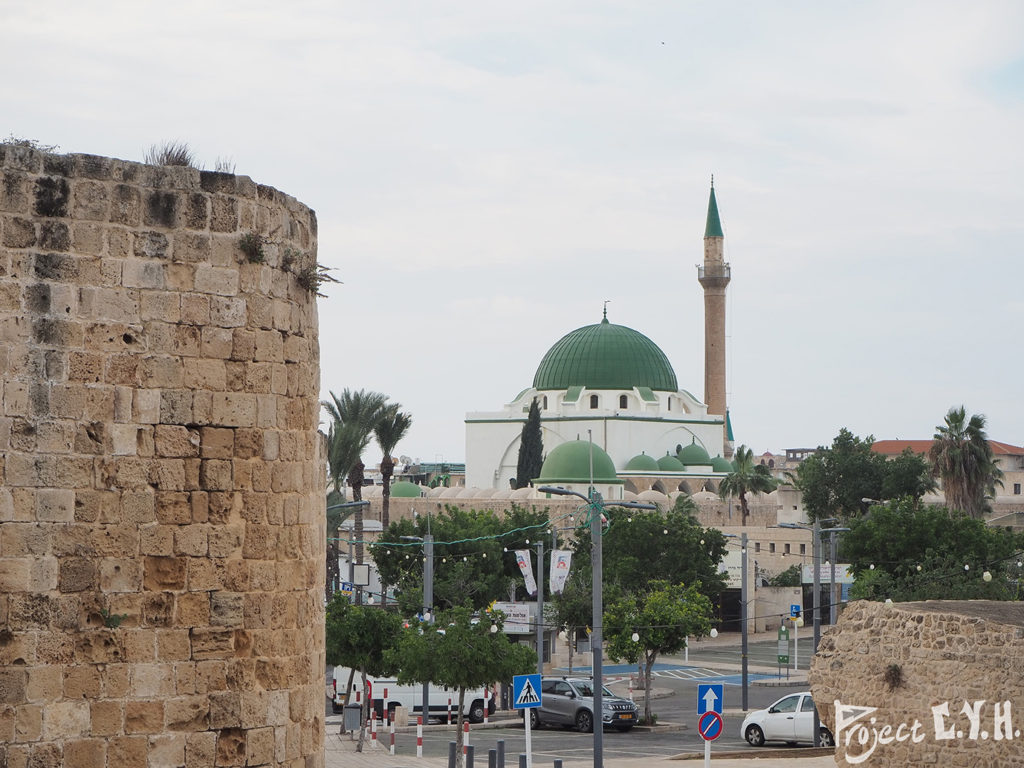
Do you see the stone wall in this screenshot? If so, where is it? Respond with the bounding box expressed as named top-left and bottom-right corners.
top-left (0, 146), bottom-right (324, 767)
top-left (809, 600), bottom-right (1024, 767)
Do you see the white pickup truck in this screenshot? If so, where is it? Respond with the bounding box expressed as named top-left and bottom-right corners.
top-left (332, 667), bottom-right (496, 723)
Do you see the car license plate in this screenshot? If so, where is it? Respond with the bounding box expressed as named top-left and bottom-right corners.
top-left (620, 713), bottom-right (633, 719)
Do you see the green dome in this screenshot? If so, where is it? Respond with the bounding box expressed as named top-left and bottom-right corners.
top-left (624, 452), bottom-right (659, 471)
top-left (533, 314), bottom-right (678, 392)
top-left (678, 439), bottom-right (712, 466)
top-left (657, 453), bottom-right (686, 472)
top-left (537, 440), bottom-right (621, 485)
top-left (711, 456), bottom-right (733, 473)
top-left (389, 481), bottom-right (424, 498)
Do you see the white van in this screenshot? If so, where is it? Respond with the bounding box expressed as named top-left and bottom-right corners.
top-left (331, 667), bottom-right (495, 723)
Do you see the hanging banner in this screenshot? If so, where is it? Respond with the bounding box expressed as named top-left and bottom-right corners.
top-left (549, 550), bottom-right (572, 594)
top-left (515, 549), bottom-right (538, 596)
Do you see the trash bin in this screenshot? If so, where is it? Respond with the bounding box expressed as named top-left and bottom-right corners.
top-left (344, 704), bottom-right (363, 733)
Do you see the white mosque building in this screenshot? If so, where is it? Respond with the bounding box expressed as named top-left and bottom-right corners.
top-left (465, 182), bottom-right (735, 497)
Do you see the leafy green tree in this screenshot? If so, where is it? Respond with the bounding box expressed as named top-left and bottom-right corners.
top-left (371, 505), bottom-right (552, 614)
top-left (793, 429), bottom-right (889, 521)
top-left (717, 444), bottom-right (779, 525)
top-left (515, 399), bottom-right (544, 489)
top-left (322, 389), bottom-right (389, 571)
top-left (325, 594), bottom-right (404, 751)
top-left (880, 448), bottom-right (937, 502)
top-left (596, 495), bottom-right (728, 597)
top-left (605, 581), bottom-right (713, 724)
top-left (841, 498), bottom-right (1021, 601)
top-left (766, 564), bottom-right (802, 587)
top-left (374, 405), bottom-right (413, 528)
top-left (930, 406), bottom-right (1004, 519)
top-left (391, 606), bottom-right (535, 768)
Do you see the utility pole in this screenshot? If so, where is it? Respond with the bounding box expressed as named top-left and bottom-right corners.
top-left (741, 531), bottom-right (749, 712)
top-left (535, 539), bottom-right (544, 677)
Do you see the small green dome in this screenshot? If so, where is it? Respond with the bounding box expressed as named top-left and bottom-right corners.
top-left (389, 481), bottom-right (424, 498)
top-left (537, 441), bottom-right (621, 485)
top-left (678, 439), bottom-right (712, 466)
top-left (657, 453), bottom-right (686, 472)
top-left (533, 314), bottom-right (678, 392)
top-left (624, 452), bottom-right (659, 471)
top-left (711, 456), bottom-right (733, 473)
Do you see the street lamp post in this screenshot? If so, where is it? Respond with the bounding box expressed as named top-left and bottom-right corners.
top-left (535, 539), bottom-right (544, 677)
top-left (723, 532), bottom-right (750, 711)
top-left (538, 485), bottom-right (655, 768)
top-left (400, 533), bottom-right (435, 721)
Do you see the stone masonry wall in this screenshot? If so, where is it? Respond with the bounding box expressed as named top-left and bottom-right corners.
top-left (0, 146), bottom-right (324, 768)
top-left (809, 600), bottom-right (1024, 767)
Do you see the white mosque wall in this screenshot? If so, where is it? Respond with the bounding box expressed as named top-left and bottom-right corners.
top-left (466, 412), bottom-right (726, 490)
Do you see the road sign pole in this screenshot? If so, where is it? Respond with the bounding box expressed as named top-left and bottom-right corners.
top-left (524, 711), bottom-right (532, 768)
top-left (704, 737), bottom-right (710, 768)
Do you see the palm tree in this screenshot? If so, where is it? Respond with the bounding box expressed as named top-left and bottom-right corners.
top-left (717, 444), bottom-right (779, 525)
top-left (321, 389), bottom-right (389, 583)
top-left (930, 406), bottom-right (1003, 519)
top-left (374, 404), bottom-right (413, 529)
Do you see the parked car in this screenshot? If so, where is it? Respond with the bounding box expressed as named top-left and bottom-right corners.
top-left (740, 691), bottom-right (834, 747)
top-left (332, 667), bottom-right (495, 723)
top-left (524, 676), bottom-right (638, 733)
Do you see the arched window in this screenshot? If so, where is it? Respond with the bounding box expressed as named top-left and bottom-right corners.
top-left (667, 398), bottom-right (672, 411)
top-left (589, 394), bottom-right (599, 409)
top-left (619, 394), bottom-right (627, 409)
top-left (542, 395), bottom-right (548, 409)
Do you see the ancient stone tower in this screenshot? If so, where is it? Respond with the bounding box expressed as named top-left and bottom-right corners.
top-left (697, 179), bottom-right (731, 457)
top-left (0, 146), bottom-right (325, 767)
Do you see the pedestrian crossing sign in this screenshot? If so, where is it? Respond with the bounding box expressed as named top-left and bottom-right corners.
top-left (512, 674), bottom-right (542, 709)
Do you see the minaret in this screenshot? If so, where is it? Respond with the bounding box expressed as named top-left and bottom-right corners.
top-left (697, 177), bottom-right (732, 457)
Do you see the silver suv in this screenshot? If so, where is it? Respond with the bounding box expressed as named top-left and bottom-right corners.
top-left (526, 676), bottom-right (638, 733)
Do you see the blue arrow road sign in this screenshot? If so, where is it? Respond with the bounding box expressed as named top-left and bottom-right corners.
top-left (697, 683), bottom-right (723, 714)
top-left (512, 674), bottom-right (542, 709)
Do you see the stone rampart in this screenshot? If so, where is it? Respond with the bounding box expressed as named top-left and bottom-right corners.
top-left (809, 600), bottom-right (1024, 767)
top-left (0, 146), bottom-right (324, 767)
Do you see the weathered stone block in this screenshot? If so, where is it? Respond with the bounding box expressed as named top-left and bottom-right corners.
top-left (58, 558), bottom-right (96, 592)
top-left (41, 700), bottom-right (89, 739)
top-left (89, 699), bottom-right (122, 736)
top-left (124, 700), bottom-right (164, 734)
top-left (143, 556), bottom-right (186, 591)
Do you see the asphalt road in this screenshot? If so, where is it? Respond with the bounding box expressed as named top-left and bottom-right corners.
top-left (326, 644), bottom-right (814, 762)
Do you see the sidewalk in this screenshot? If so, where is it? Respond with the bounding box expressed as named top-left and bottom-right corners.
top-left (325, 731), bottom-right (837, 768)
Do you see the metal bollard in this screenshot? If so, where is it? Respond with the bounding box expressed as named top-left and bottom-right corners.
top-left (519, 754), bottom-right (527, 768)
top-left (497, 740), bottom-right (505, 768)
top-left (448, 741), bottom-right (457, 768)
top-left (554, 761), bottom-right (562, 768)
top-left (488, 748), bottom-right (497, 768)
top-left (466, 744), bottom-right (475, 768)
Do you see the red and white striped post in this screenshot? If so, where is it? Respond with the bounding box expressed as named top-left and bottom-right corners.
top-left (484, 688), bottom-right (490, 724)
top-left (463, 720), bottom-right (470, 755)
top-left (389, 711), bottom-right (395, 756)
top-left (370, 714), bottom-right (377, 749)
top-left (416, 715), bottom-right (423, 758)
top-left (447, 695), bottom-right (452, 724)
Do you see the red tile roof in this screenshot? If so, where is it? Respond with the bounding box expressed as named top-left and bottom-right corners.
top-left (872, 439), bottom-right (1024, 456)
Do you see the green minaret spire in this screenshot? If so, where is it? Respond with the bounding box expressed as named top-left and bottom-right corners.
top-left (704, 175), bottom-right (723, 238)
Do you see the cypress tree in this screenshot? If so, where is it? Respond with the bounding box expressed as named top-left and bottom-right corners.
top-left (515, 398), bottom-right (544, 489)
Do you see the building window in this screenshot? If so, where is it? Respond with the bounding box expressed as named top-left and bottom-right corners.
top-left (667, 398), bottom-right (671, 411)
top-left (1015, 483), bottom-right (1021, 495)
top-left (542, 395), bottom-right (548, 409)
top-left (619, 394), bottom-right (627, 409)
top-left (589, 394), bottom-right (599, 409)
top-left (800, 543), bottom-right (806, 555)
top-left (784, 543), bottom-right (791, 555)
top-left (769, 543), bottom-right (776, 554)
top-left (754, 542), bottom-right (761, 553)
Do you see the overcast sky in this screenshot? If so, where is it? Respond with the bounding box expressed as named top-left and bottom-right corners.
top-left (5, 1), bottom-right (1024, 467)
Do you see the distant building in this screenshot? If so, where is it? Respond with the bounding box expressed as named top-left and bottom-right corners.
top-left (465, 183), bottom-right (734, 493)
